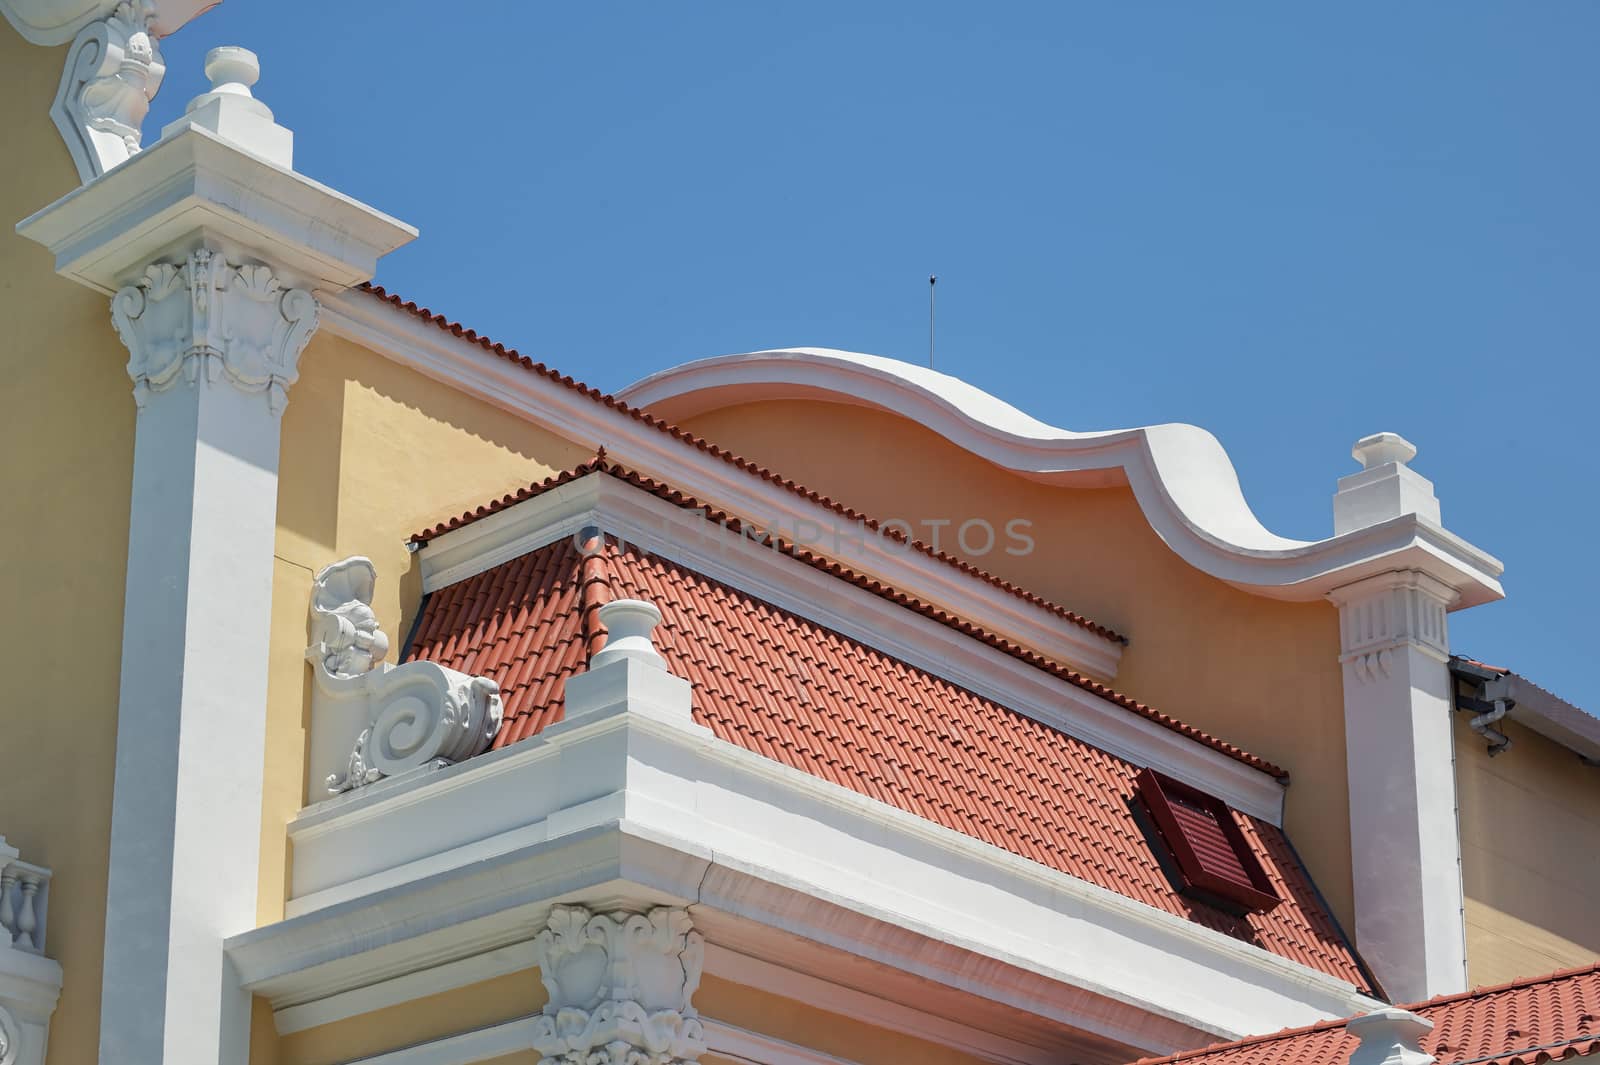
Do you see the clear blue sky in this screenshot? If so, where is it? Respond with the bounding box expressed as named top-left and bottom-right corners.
top-left (151, 4), bottom-right (1599, 710)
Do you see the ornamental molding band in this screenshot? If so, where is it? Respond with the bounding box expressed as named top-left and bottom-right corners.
top-left (1329, 569), bottom-right (1455, 667)
top-left (109, 249), bottom-right (317, 414)
top-left (530, 905), bottom-right (707, 1065)
top-left (307, 557), bottom-right (503, 800)
top-left (0, 837), bottom-right (62, 1065)
top-left (49, 1), bottom-right (164, 183)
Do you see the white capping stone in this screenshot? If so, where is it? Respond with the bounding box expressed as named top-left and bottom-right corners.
top-left (1347, 1008), bottom-right (1436, 1065)
top-left (1334, 432), bottom-right (1442, 535)
top-left (161, 46), bottom-right (293, 167)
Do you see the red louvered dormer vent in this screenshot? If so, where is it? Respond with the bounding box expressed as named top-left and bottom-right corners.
top-left (1137, 768), bottom-right (1280, 914)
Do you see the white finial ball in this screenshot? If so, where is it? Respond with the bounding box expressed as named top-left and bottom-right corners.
top-left (204, 46), bottom-right (260, 96)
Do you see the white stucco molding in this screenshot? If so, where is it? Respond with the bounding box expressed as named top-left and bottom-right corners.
top-left (618, 350), bottom-right (1504, 609)
top-left (530, 904), bottom-right (707, 1065)
top-left (307, 557), bottom-right (503, 802)
top-left (110, 248), bottom-right (317, 413)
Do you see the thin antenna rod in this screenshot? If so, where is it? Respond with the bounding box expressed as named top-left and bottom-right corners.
top-left (928, 274), bottom-right (937, 368)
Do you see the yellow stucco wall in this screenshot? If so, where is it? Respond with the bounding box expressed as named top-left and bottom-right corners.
top-left (678, 398), bottom-right (1357, 927)
top-left (0, 34), bottom-right (136, 1065)
top-left (1455, 713), bottom-right (1600, 984)
top-left (698, 974), bottom-right (991, 1065)
top-left (267, 967), bottom-right (988, 1065)
top-left (259, 331), bottom-right (591, 922)
top-left (275, 970), bottom-right (544, 1065)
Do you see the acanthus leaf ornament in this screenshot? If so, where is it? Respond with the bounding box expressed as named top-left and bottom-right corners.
top-left (108, 251), bottom-right (318, 414)
top-left (530, 905), bottom-right (707, 1065)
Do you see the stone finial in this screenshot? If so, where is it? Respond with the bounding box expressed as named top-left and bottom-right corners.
top-left (1353, 432), bottom-right (1419, 470)
top-left (1333, 432), bottom-right (1441, 535)
top-left (559, 597), bottom-right (695, 731)
top-left (1347, 1008), bottom-right (1435, 1065)
top-left (530, 905), bottom-right (707, 1065)
top-left (160, 44), bottom-right (294, 167)
top-left (591, 599), bottom-right (667, 669)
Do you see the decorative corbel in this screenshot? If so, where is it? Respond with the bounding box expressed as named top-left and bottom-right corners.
top-left (306, 557), bottom-right (504, 800)
top-left (50, 0), bottom-right (165, 182)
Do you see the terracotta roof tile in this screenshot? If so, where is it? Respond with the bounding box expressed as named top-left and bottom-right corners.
top-left (405, 535), bottom-right (1368, 991)
top-left (414, 460), bottom-right (1284, 779)
top-left (361, 284), bottom-right (1125, 645)
top-left (1129, 962), bottom-right (1600, 1065)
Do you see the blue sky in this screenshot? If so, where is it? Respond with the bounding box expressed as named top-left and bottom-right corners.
top-left (152, 4), bottom-right (1598, 710)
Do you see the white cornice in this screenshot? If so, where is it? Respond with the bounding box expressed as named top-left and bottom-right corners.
top-left (618, 350), bottom-right (1505, 609)
top-left (417, 470), bottom-right (1284, 823)
top-left (322, 292), bottom-right (1124, 681)
top-left (16, 126), bottom-right (416, 295)
top-left (231, 707), bottom-right (1376, 1051)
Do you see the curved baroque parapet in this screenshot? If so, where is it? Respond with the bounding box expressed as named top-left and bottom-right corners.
top-left (620, 348), bottom-right (1503, 608)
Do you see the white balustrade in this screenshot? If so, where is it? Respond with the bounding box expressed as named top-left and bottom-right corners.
top-left (0, 838), bottom-right (50, 956)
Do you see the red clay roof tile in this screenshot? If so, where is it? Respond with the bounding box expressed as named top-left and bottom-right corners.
top-left (1129, 962), bottom-right (1600, 1065)
top-left (405, 533), bottom-right (1367, 992)
top-left (361, 284), bottom-right (1127, 645)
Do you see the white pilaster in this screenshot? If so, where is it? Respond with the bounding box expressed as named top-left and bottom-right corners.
top-left (17, 46), bottom-right (414, 1065)
top-left (1329, 569), bottom-right (1466, 1002)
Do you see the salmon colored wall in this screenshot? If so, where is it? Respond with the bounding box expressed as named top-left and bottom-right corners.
top-left (274, 970), bottom-right (545, 1065)
top-left (0, 34), bottom-right (136, 1065)
top-left (679, 398), bottom-right (1357, 928)
top-left (259, 332), bottom-right (592, 926)
top-left (1455, 714), bottom-right (1600, 984)
top-left (698, 974), bottom-right (990, 1065)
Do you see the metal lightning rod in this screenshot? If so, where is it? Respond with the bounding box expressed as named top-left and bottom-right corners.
top-left (928, 274), bottom-right (937, 369)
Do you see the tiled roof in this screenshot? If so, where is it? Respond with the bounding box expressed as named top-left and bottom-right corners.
top-left (361, 284), bottom-right (1127, 645)
top-left (1129, 963), bottom-right (1600, 1065)
top-left (406, 532), bottom-right (1369, 991)
top-left (412, 459), bottom-right (1284, 779)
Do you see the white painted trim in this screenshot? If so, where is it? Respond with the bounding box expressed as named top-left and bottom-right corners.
top-left (617, 349), bottom-right (1505, 609)
top-left (417, 470), bottom-right (1284, 824)
top-left (318, 292), bottom-right (1123, 682)
top-left (234, 704), bottom-right (1377, 1051)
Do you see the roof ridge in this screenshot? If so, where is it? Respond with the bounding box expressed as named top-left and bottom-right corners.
top-left (361, 283), bottom-right (1127, 645)
top-left (411, 457), bottom-right (1289, 781)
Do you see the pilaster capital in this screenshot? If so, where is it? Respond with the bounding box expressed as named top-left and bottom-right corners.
top-left (109, 248), bottom-right (318, 414)
top-left (1328, 569), bottom-right (1456, 670)
top-left (530, 904), bottom-right (707, 1065)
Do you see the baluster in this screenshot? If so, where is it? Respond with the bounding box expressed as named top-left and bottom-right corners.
top-left (15, 875), bottom-right (38, 951)
top-left (0, 870), bottom-right (15, 943)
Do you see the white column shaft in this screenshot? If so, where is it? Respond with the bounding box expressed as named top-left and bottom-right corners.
top-left (1333, 571), bottom-right (1466, 1002)
top-left (100, 369), bottom-right (284, 1063)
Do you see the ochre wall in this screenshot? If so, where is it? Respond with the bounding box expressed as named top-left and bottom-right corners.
top-left (0, 34), bottom-right (136, 1065)
top-left (1456, 714), bottom-right (1600, 984)
top-left (274, 970), bottom-right (544, 1065)
top-left (265, 967), bottom-right (988, 1065)
top-left (679, 398), bottom-right (1357, 928)
top-left (698, 974), bottom-right (991, 1065)
top-left (258, 332), bottom-right (591, 924)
